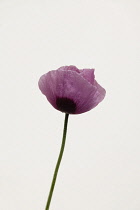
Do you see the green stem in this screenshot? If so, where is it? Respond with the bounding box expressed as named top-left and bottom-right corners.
top-left (45, 113), bottom-right (69, 210)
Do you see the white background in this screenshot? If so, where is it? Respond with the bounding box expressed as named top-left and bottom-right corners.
top-left (0, 0), bottom-right (140, 210)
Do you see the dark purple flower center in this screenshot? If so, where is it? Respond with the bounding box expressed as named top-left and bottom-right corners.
top-left (56, 97), bottom-right (76, 114)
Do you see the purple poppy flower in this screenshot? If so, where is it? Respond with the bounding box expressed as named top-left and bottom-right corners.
top-left (38, 65), bottom-right (106, 114)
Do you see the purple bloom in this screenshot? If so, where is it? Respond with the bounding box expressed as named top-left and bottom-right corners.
top-left (38, 65), bottom-right (106, 114)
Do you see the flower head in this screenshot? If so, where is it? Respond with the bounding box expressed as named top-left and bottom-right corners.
top-left (38, 65), bottom-right (106, 114)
